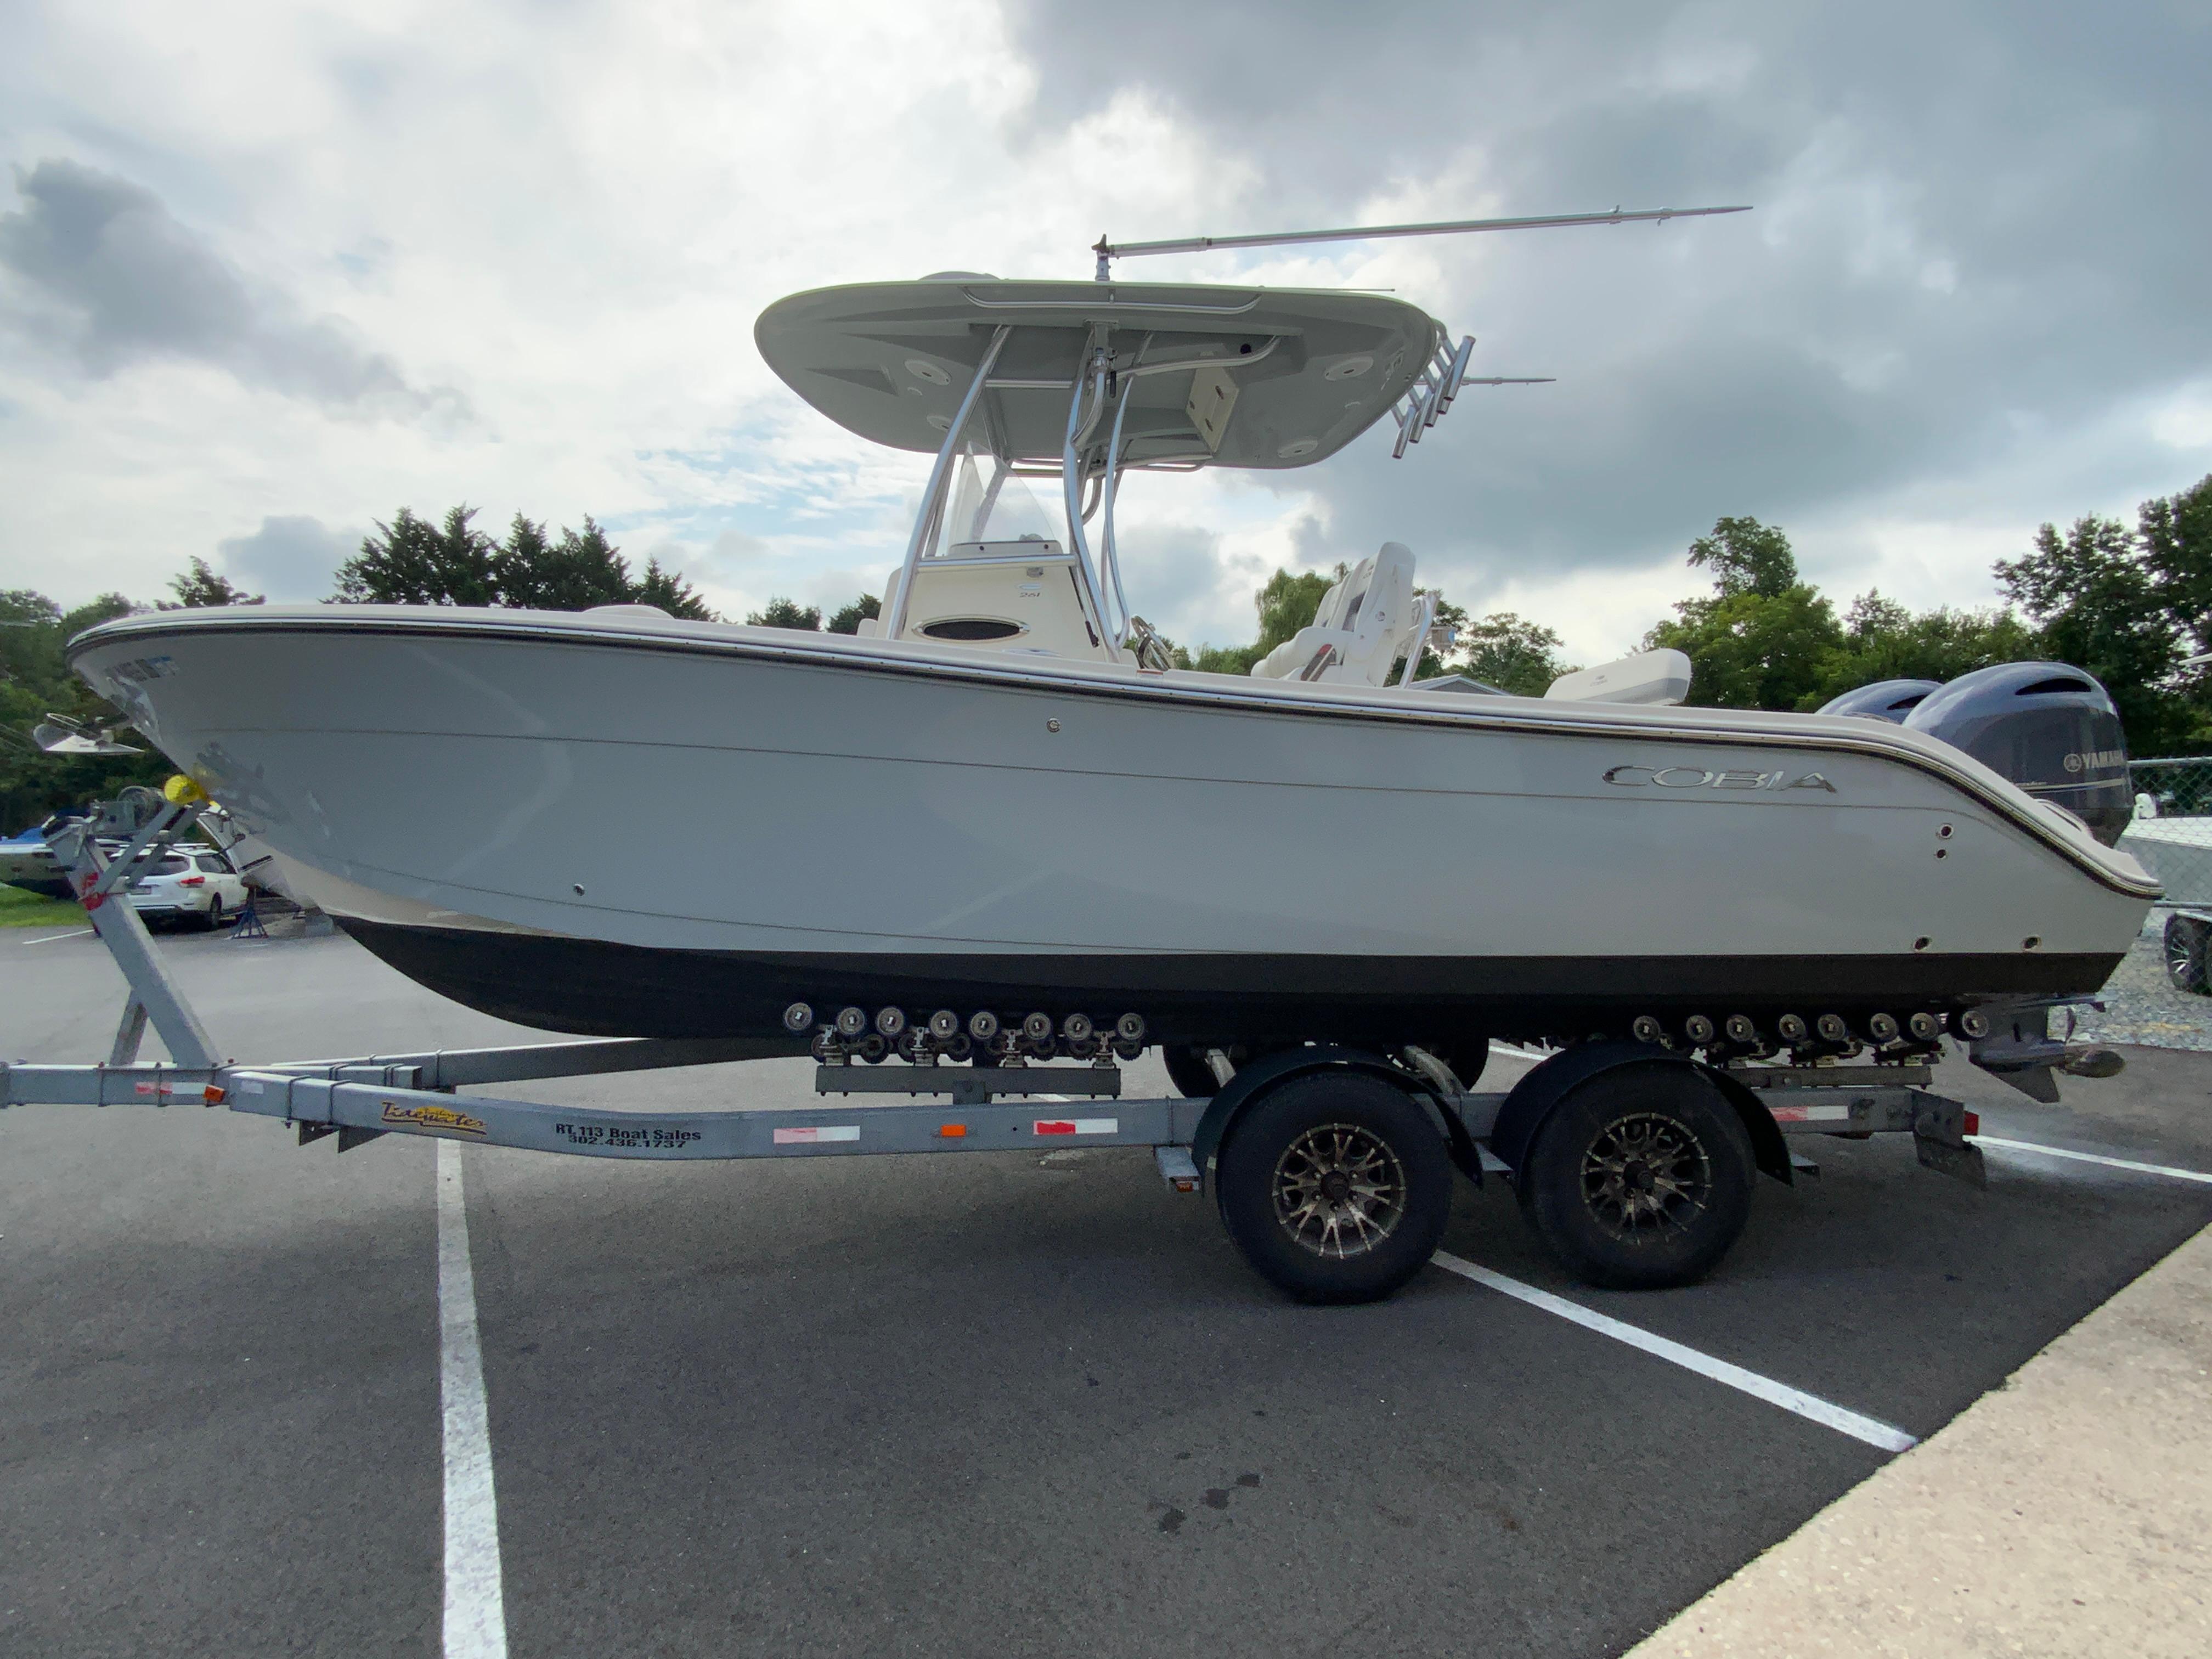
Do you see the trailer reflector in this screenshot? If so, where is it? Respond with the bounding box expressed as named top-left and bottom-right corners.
top-left (937, 1124), bottom-right (967, 1138)
top-left (1035, 1118), bottom-right (1118, 1136)
top-left (773, 1125), bottom-right (861, 1144)
top-left (1767, 1102), bottom-right (1853, 1124)
top-left (1962, 1110), bottom-right (1979, 1136)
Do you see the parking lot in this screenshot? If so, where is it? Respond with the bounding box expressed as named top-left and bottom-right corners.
top-left (8, 923), bottom-right (2212, 1657)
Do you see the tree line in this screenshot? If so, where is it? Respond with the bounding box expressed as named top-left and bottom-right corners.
top-left (5, 475), bottom-right (2207, 831)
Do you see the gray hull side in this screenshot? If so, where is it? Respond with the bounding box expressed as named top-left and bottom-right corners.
top-left (69, 615), bottom-right (2149, 1037)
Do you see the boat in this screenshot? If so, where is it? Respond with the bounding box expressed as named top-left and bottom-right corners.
top-left (64, 262), bottom-right (2158, 1058)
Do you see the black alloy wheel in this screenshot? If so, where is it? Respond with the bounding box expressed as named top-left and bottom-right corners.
top-left (2164, 914), bottom-right (2210, 996)
top-left (1215, 1070), bottom-right (1453, 1305)
top-left (1516, 1065), bottom-right (1755, 1290)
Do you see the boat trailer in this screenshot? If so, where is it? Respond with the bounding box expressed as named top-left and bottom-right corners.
top-left (3, 791), bottom-right (2114, 1303)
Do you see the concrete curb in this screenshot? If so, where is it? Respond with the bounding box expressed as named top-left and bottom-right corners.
top-left (1629, 1220), bottom-right (2212, 1657)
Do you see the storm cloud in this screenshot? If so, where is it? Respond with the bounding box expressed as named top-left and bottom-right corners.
top-left (1012, 0), bottom-right (2212, 599)
top-left (0, 158), bottom-right (436, 411)
top-left (216, 515), bottom-right (364, 601)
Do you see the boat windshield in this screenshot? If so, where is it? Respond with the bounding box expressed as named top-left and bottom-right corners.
top-left (934, 450), bottom-right (1062, 555)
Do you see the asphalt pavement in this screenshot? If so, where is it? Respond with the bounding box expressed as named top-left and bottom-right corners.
top-left (6, 924), bottom-right (2212, 1657)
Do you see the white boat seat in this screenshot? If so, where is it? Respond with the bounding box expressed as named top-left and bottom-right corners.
top-left (1250, 542), bottom-right (1421, 687)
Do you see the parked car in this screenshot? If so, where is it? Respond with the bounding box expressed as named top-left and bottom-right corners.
top-left (120, 846), bottom-right (249, 930)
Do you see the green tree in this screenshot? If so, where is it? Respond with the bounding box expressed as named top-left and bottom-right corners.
top-left (1688, 516), bottom-right (1799, 599)
top-left (1455, 611), bottom-right (1576, 695)
top-left (158, 557), bottom-right (261, 609)
top-left (333, 505), bottom-right (718, 619)
top-left (1644, 517), bottom-right (1844, 709)
top-left (746, 597), bottom-right (822, 630)
top-left (1818, 590), bottom-right (2035, 696)
top-left (335, 506), bottom-right (501, 606)
top-left (493, 516), bottom-right (632, 611)
top-left (1996, 515), bottom-right (2193, 752)
top-left (1, 589), bottom-right (168, 832)
top-left (826, 594), bottom-right (881, 635)
top-left (2138, 472), bottom-right (2212, 657)
top-left (633, 558), bottom-right (716, 621)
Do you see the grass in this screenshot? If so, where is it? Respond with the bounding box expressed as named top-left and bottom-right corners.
top-left (0, 883), bottom-right (86, 929)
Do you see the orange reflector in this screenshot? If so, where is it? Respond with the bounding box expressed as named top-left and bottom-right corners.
top-left (203, 1085), bottom-right (227, 1105)
top-left (938, 1124), bottom-right (967, 1138)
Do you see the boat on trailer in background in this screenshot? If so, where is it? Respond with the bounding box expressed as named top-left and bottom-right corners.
top-left (37, 205), bottom-right (2157, 1302)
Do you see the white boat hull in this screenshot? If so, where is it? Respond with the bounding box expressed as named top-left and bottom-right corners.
top-left (70, 606), bottom-right (2155, 1043)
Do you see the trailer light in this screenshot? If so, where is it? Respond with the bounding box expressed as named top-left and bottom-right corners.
top-left (937, 1123), bottom-right (967, 1138)
top-left (1962, 1111), bottom-right (1980, 1136)
top-left (203, 1085), bottom-right (227, 1105)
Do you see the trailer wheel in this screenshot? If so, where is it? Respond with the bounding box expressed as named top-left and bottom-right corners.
top-left (1215, 1071), bottom-right (1452, 1305)
top-left (1516, 1067), bottom-right (1754, 1290)
top-left (2164, 914), bottom-right (2210, 995)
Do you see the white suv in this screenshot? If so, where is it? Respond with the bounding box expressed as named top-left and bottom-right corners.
top-left (121, 847), bottom-right (250, 930)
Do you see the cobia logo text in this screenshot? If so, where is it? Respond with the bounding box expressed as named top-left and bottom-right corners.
top-left (1602, 765), bottom-right (1836, 793)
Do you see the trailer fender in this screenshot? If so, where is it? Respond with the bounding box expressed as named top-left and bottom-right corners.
top-left (1190, 1046), bottom-right (1476, 1185)
top-left (1488, 1042), bottom-right (1792, 1188)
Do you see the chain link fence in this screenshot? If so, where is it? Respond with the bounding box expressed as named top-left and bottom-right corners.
top-left (2077, 757), bottom-right (2212, 1051)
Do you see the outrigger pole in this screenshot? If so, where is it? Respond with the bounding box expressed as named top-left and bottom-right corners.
top-left (1091, 204), bottom-right (1751, 279)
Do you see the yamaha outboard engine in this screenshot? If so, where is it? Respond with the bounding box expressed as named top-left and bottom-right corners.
top-left (1901, 662), bottom-right (2132, 844)
top-left (1816, 678), bottom-right (1942, 723)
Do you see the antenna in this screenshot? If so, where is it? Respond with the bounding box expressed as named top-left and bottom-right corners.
top-left (1092, 203), bottom-right (1751, 279)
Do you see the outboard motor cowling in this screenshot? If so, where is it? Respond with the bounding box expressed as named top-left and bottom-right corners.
top-left (1902, 662), bottom-right (2132, 844)
top-left (1815, 678), bottom-right (1942, 723)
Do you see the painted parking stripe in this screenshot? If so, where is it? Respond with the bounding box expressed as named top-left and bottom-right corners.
top-left (23, 928), bottom-right (94, 945)
top-left (437, 1139), bottom-right (508, 1659)
top-left (1971, 1135), bottom-right (2212, 1187)
top-left (1430, 1250), bottom-right (1918, 1454)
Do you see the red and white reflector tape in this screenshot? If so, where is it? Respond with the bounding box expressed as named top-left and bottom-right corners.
top-left (773, 1125), bottom-right (861, 1145)
top-left (1767, 1103), bottom-right (1853, 1124)
top-left (1034, 1118), bottom-right (1118, 1137)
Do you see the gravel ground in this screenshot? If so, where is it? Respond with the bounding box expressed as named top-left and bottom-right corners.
top-left (2076, 911), bottom-right (2212, 1052)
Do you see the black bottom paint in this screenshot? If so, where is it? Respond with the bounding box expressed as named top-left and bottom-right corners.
top-left (336, 917), bottom-right (2121, 1048)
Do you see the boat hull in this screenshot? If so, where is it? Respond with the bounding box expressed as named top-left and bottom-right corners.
top-left (69, 606), bottom-right (2155, 1045)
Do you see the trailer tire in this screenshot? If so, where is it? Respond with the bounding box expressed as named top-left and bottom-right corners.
top-left (1215, 1071), bottom-right (1452, 1305)
top-left (1517, 1067), bottom-right (1754, 1290)
top-left (1164, 1046), bottom-right (1223, 1099)
top-left (2164, 914), bottom-right (2210, 995)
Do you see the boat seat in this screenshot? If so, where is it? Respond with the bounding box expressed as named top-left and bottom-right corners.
top-left (1250, 542), bottom-right (1420, 687)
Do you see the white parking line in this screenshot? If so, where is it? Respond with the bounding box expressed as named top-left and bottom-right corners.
top-left (22, 928), bottom-right (94, 945)
top-left (1971, 1135), bottom-right (2212, 1187)
top-left (437, 1139), bottom-right (508, 1659)
top-left (1430, 1250), bottom-right (1919, 1454)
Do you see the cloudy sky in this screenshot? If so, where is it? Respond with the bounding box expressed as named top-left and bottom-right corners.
top-left (2, 1), bottom-right (2207, 662)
